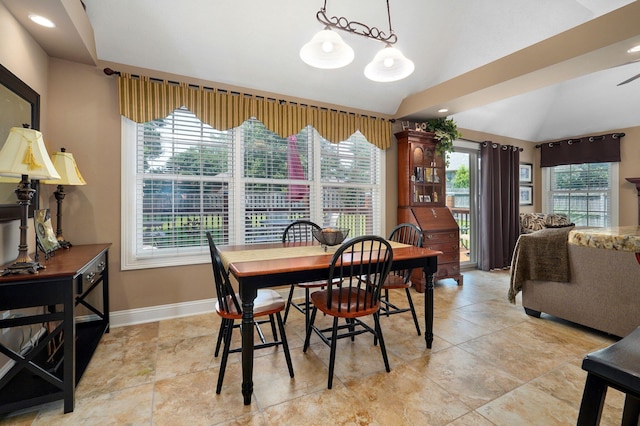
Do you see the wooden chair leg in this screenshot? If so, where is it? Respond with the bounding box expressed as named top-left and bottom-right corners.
top-left (622, 394), bottom-right (640, 426)
top-left (276, 312), bottom-right (294, 378)
top-left (303, 307), bottom-right (318, 352)
top-left (269, 314), bottom-right (278, 341)
top-left (214, 318), bottom-right (228, 357)
top-left (577, 373), bottom-right (608, 426)
top-left (405, 288), bottom-right (421, 336)
top-left (283, 284), bottom-right (295, 324)
top-left (327, 316), bottom-right (339, 389)
top-left (374, 312), bottom-right (390, 373)
top-left (216, 319), bottom-right (234, 394)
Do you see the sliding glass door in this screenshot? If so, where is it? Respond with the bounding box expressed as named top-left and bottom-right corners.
top-left (446, 144), bottom-right (479, 267)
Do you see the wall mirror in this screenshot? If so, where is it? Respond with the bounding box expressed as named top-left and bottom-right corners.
top-left (0, 63), bottom-right (41, 222)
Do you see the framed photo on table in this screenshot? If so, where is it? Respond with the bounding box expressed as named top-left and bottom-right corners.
top-left (519, 185), bottom-right (533, 206)
top-left (34, 209), bottom-right (60, 257)
top-left (519, 162), bottom-right (533, 183)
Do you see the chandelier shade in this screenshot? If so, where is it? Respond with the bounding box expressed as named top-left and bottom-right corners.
top-left (364, 45), bottom-right (415, 82)
top-left (300, 29), bottom-right (355, 69)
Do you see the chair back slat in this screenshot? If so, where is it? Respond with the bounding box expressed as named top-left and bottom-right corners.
top-left (206, 231), bottom-right (241, 314)
top-left (326, 236), bottom-right (393, 314)
top-left (388, 223), bottom-right (423, 283)
top-left (282, 220), bottom-right (321, 243)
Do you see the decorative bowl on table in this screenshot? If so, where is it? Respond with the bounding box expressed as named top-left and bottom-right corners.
top-left (312, 228), bottom-right (350, 251)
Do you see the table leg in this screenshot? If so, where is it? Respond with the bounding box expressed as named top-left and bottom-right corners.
top-left (424, 269), bottom-right (434, 348)
top-left (240, 285), bottom-right (257, 405)
top-left (63, 284), bottom-right (75, 413)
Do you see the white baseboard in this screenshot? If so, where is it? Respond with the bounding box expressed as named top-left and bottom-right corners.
top-left (109, 288), bottom-right (296, 328)
top-left (110, 298), bottom-right (216, 328)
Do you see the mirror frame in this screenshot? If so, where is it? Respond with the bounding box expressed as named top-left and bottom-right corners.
top-left (0, 63), bottom-right (41, 222)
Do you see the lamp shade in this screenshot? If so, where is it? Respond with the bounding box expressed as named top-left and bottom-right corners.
top-left (0, 127), bottom-right (60, 180)
top-left (364, 45), bottom-right (415, 82)
top-left (42, 150), bottom-right (87, 185)
top-left (300, 29), bottom-right (355, 69)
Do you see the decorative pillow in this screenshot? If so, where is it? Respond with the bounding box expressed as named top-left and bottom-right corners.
top-left (545, 214), bottom-right (571, 227)
top-left (519, 213), bottom-right (547, 234)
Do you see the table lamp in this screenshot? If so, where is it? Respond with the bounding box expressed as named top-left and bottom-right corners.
top-left (42, 148), bottom-right (86, 248)
top-left (0, 127), bottom-right (60, 275)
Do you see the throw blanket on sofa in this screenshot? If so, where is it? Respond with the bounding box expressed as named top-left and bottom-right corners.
top-left (508, 225), bottom-right (575, 303)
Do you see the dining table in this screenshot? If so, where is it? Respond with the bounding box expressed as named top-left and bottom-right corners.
top-left (217, 239), bottom-right (441, 405)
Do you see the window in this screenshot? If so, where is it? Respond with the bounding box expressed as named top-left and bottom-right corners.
top-left (545, 162), bottom-right (618, 227)
top-left (122, 108), bottom-right (383, 270)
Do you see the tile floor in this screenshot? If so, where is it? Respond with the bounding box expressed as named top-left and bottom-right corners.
top-left (1, 269), bottom-right (627, 425)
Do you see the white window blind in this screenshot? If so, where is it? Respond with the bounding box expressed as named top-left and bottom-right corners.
top-left (547, 162), bottom-right (614, 227)
top-left (122, 108), bottom-right (383, 270)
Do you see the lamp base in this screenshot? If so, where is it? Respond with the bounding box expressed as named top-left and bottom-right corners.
top-left (1, 260), bottom-right (45, 276)
top-left (57, 239), bottom-right (72, 249)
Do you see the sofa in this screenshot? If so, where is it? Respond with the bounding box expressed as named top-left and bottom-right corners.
top-left (509, 225), bottom-right (640, 338)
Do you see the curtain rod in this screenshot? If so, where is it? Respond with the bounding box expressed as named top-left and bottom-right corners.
top-left (481, 141), bottom-right (524, 151)
top-left (535, 132), bottom-right (625, 148)
top-left (103, 68), bottom-right (394, 122)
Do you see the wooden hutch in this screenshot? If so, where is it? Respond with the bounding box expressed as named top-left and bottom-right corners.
top-left (396, 130), bottom-right (463, 291)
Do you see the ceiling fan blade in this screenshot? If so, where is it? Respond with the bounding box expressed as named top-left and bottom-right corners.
top-left (617, 72), bottom-right (640, 86)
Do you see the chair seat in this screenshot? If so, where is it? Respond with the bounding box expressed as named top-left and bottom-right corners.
top-left (382, 274), bottom-right (412, 289)
top-left (577, 326), bottom-right (640, 425)
top-left (582, 327), bottom-right (640, 394)
top-left (311, 288), bottom-right (380, 319)
top-left (297, 279), bottom-right (328, 289)
top-left (216, 289), bottom-right (285, 319)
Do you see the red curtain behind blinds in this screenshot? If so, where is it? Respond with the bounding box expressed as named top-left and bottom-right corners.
top-left (539, 133), bottom-right (623, 167)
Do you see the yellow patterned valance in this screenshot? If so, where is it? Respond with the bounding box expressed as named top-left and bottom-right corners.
top-left (117, 73), bottom-right (391, 149)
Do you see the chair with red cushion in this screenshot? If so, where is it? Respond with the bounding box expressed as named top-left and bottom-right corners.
top-left (379, 223), bottom-right (423, 335)
top-left (303, 235), bottom-right (393, 389)
top-left (206, 231), bottom-right (294, 393)
top-left (282, 220), bottom-right (324, 327)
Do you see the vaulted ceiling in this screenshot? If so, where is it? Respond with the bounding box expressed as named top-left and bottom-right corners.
top-left (5, 0), bottom-right (640, 142)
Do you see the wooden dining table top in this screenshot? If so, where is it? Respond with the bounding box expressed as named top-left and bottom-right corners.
top-left (218, 241), bottom-right (442, 279)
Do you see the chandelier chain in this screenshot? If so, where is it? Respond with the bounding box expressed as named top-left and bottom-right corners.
top-left (316, 0), bottom-right (397, 45)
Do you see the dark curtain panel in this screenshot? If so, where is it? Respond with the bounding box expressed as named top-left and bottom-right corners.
top-left (540, 133), bottom-right (622, 167)
top-left (479, 142), bottom-right (520, 271)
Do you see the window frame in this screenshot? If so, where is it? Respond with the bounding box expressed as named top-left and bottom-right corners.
top-left (542, 162), bottom-right (618, 227)
top-left (121, 115), bottom-right (385, 270)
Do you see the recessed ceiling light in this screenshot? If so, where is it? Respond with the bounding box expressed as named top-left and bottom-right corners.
top-left (29, 14), bottom-right (55, 28)
top-left (627, 44), bottom-right (640, 53)
top-left (438, 108), bottom-right (449, 113)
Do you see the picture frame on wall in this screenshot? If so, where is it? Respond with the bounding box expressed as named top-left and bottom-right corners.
top-left (519, 162), bottom-right (533, 183)
top-left (520, 185), bottom-right (533, 206)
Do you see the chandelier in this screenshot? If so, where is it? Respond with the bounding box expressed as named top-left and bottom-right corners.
top-left (299, 0), bottom-right (415, 82)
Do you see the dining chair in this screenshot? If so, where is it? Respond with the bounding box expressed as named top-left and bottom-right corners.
top-left (206, 231), bottom-right (294, 394)
top-left (379, 223), bottom-right (423, 335)
top-left (303, 235), bottom-right (393, 389)
top-left (282, 220), bottom-right (323, 327)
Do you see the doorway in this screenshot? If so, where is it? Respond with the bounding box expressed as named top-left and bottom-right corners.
top-left (446, 146), bottom-right (479, 268)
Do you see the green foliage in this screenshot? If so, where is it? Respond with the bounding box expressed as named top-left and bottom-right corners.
top-left (424, 118), bottom-right (462, 164)
top-left (452, 164), bottom-right (469, 188)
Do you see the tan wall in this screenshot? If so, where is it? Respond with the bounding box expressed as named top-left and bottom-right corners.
top-left (0, 3), bottom-right (50, 265)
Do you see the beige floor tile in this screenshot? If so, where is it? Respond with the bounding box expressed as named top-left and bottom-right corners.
top-left (33, 384), bottom-right (154, 425)
top-left (408, 346), bottom-right (523, 409)
top-left (6, 269), bottom-right (629, 425)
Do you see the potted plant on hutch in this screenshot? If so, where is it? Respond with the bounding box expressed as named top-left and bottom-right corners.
top-left (424, 117), bottom-right (461, 166)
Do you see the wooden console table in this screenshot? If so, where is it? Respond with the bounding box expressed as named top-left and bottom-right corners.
top-left (0, 243), bottom-right (111, 414)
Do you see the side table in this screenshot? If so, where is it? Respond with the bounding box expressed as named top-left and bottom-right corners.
top-left (0, 243), bottom-right (111, 414)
